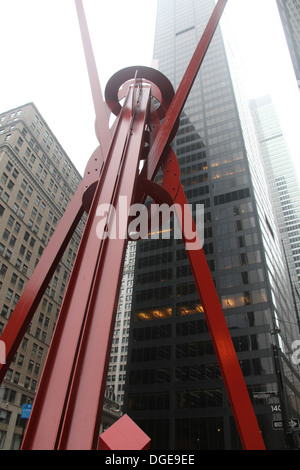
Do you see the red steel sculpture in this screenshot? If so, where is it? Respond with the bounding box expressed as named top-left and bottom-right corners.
top-left (0, 0), bottom-right (266, 450)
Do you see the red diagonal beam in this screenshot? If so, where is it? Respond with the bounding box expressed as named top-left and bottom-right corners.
top-left (142, 0), bottom-right (228, 183)
top-left (75, 0), bottom-right (111, 154)
top-left (172, 181), bottom-right (265, 450)
top-left (0, 185), bottom-right (85, 384)
top-left (136, 0), bottom-right (265, 448)
top-left (57, 84), bottom-right (151, 450)
top-left (0, 0), bottom-right (115, 386)
top-left (21, 82), bottom-right (151, 450)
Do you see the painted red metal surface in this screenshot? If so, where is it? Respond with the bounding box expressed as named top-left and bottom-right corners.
top-left (21, 82), bottom-right (151, 450)
top-left (141, 0), bottom-right (229, 183)
top-left (0, 0), bottom-right (266, 450)
top-left (98, 414), bottom-right (151, 450)
top-left (75, 0), bottom-right (111, 153)
top-left (57, 84), bottom-right (152, 450)
top-left (173, 184), bottom-right (265, 450)
top-left (0, 186), bottom-right (85, 384)
top-left (0, 0), bottom-right (110, 387)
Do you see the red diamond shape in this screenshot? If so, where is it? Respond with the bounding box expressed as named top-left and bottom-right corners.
top-left (98, 414), bottom-right (151, 450)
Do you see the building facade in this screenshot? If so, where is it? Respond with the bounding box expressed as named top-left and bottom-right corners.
top-left (0, 103), bottom-right (84, 449)
top-left (276, 0), bottom-right (300, 89)
top-left (106, 241), bottom-right (136, 409)
top-left (124, 0), bottom-right (300, 450)
top-left (250, 95), bottom-right (300, 325)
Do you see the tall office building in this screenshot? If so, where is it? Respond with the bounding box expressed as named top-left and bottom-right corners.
top-left (250, 95), bottom-right (300, 325)
top-left (124, 0), bottom-right (300, 450)
top-left (276, 0), bottom-right (300, 89)
top-left (0, 103), bottom-right (84, 449)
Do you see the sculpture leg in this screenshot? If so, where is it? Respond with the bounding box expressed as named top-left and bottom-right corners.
top-left (0, 184), bottom-right (86, 384)
top-left (173, 182), bottom-right (265, 450)
top-left (21, 83), bottom-right (151, 450)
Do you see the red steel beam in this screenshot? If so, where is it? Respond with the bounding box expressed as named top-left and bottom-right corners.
top-left (0, 0), bottom-right (111, 385)
top-left (75, 0), bottom-right (111, 153)
top-left (0, 185), bottom-right (85, 384)
top-left (142, 0), bottom-right (228, 183)
top-left (140, 141), bottom-right (266, 449)
top-left (171, 181), bottom-right (266, 450)
top-left (131, 0), bottom-right (265, 448)
top-left (21, 82), bottom-right (151, 450)
top-left (57, 84), bottom-right (151, 450)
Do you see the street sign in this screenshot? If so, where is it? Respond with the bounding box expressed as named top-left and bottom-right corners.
top-left (272, 419), bottom-right (299, 430)
top-left (253, 391), bottom-right (278, 400)
top-left (289, 419), bottom-right (299, 429)
top-left (21, 404), bottom-right (32, 419)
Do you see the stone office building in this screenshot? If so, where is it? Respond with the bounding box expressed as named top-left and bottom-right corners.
top-left (0, 103), bottom-right (83, 449)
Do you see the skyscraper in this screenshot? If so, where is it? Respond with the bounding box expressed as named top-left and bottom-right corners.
top-left (124, 0), bottom-right (300, 450)
top-left (276, 0), bottom-right (300, 89)
top-left (250, 95), bottom-right (300, 325)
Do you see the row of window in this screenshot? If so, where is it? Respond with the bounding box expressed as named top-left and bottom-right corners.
top-left (31, 114), bottom-right (80, 188)
top-left (221, 288), bottom-right (267, 310)
top-left (127, 388), bottom-right (223, 412)
top-left (2, 153), bottom-right (79, 260)
top-left (136, 285), bottom-right (173, 302)
top-left (1, 121), bottom-right (76, 210)
top-left (1, 387), bottom-right (33, 407)
top-left (214, 187), bottom-right (251, 206)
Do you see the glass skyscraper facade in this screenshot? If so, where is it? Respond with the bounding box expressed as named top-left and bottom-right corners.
top-left (124, 0), bottom-right (300, 450)
top-left (250, 95), bottom-right (300, 322)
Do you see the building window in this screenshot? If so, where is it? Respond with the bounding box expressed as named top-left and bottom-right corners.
top-left (3, 229), bottom-right (10, 241)
top-left (1, 305), bottom-right (8, 318)
top-left (6, 289), bottom-right (13, 301)
top-left (2, 192), bottom-right (9, 203)
top-left (12, 169), bottom-right (19, 179)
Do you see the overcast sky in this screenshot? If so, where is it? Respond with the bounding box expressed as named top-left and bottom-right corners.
top-left (1, 0), bottom-right (299, 177)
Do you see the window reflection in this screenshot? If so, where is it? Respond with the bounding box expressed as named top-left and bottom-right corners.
top-left (134, 306), bottom-right (172, 322)
top-left (221, 289), bottom-right (267, 309)
top-left (176, 302), bottom-right (204, 316)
